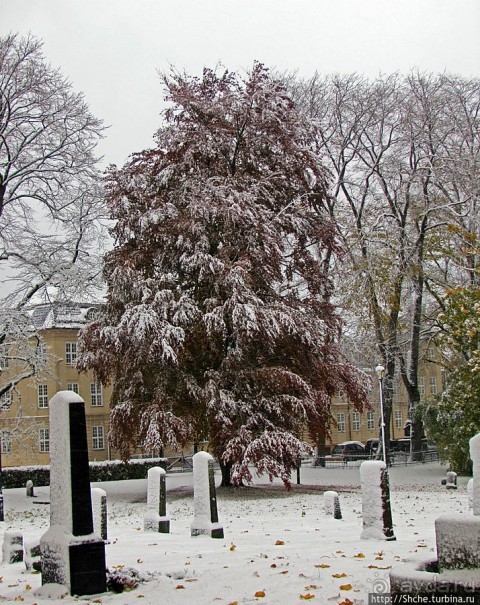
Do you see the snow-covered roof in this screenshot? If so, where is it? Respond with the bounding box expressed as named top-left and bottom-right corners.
top-left (30, 302), bottom-right (101, 330)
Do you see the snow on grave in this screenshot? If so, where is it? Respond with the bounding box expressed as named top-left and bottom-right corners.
top-left (143, 466), bottom-right (170, 533)
top-left (323, 490), bottom-right (342, 519)
top-left (191, 451), bottom-right (224, 539)
top-left (39, 391), bottom-right (106, 597)
top-left (359, 460), bottom-right (395, 541)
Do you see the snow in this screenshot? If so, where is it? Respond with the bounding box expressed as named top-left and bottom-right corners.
top-left (0, 462), bottom-right (476, 604)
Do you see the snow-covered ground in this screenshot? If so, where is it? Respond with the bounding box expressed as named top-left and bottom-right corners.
top-left (0, 461), bottom-right (473, 604)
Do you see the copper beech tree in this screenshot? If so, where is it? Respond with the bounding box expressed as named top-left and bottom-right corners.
top-left (79, 64), bottom-right (370, 487)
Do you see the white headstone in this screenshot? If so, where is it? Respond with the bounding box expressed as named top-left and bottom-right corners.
top-left (469, 433), bottom-right (480, 516)
top-left (191, 452), bottom-right (224, 538)
top-left (360, 460), bottom-right (395, 541)
top-left (144, 466), bottom-right (169, 533)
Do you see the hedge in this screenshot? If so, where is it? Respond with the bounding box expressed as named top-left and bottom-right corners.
top-left (1, 458), bottom-right (167, 489)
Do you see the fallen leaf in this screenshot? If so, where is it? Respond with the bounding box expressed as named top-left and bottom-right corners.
top-left (299, 594), bottom-right (315, 600)
top-left (354, 553), bottom-right (365, 558)
top-left (8, 585), bottom-right (19, 588)
top-left (135, 527), bottom-right (141, 531)
top-left (271, 563), bottom-right (277, 568)
top-left (305, 584), bottom-right (317, 589)
top-left (279, 571), bottom-right (289, 575)
top-left (255, 590), bottom-right (266, 597)
top-left (137, 559), bottom-right (143, 564)
top-left (25, 585), bottom-right (32, 591)
top-left (275, 540), bottom-right (284, 546)
top-left (136, 596), bottom-right (144, 599)
top-left (186, 579), bottom-right (198, 583)
top-left (314, 563), bottom-right (330, 568)
top-left (113, 565), bottom-right (125, 569)
top-left (176, 585), bottom-right (185, 590)
top-left (92, 600), bottom-right (102, 603)
top-left (339, 599), bottom-right (354, 605)
top-left (368, 564), bottom-right (392, 570)
top-left (375, 556), bottom-right (384, 560)
top-left (228, 602), bottom-right (239, 605)
top-left (339, 584), bottom-right (352, 591)
top-left (14, 597), bottom-right (24, 602)
top-left (230, 544), bottom-right (236, 551)
top-left (332, 573), bottom-right (347, 578)
top-left (335, 550), bottom-right (344, 554)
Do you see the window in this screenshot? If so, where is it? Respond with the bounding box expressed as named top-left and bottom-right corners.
top-left (430, 376), bottom-right (437, 395)
top-left (65, 342), bottom-right (77, 366)
top-left (39, 428), bottom-right (49, 453)
top-left (334, 389), bottom-right (342, 399)
top-left (67, 383), bottom-right (79, 394)
top-left (38, 384), bottom-right (48, 408)
top-left (0, 390), bottom-right (11, 410)
top-left (418, 376), bottom-right (425, 396)
top-left (90, 383), bottom-right (103, 407)
top-left (92, 426), bottom-right (105, 450)
top-left (336, 412), bottom-right (346, 433)
top-left (352, 411), bottom-right (361, 431)
top-left (367, 411), bottom-right (375, 430)
top-left (1, 430), bottom-right (11, 454)
top-left (395, 410), bottom-right (402, 429)
top-left (428, 347), bottom-right (434, 359)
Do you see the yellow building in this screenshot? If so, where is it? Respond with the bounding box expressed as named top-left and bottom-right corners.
top-left (329, 349), bottom-right (445, 449)
top-left (1, 303), bottom-right (112, 468)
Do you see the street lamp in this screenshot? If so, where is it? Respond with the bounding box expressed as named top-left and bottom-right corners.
top-left (375, 364), bottom-right (387, 465)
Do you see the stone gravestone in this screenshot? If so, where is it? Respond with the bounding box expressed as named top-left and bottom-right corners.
top-left (360, 460), bottom-right (396, 541)
top-left (143, 466), bottom-right (170, 533)
top-left (26, 480), bottom-right (35, 497)
top-left (2, 530), bottom-right (23, 563)
top-left (467, 478), bottom-right (473, 511)
top-left (471, 433), bottom-right (480, 516)
top-left (445, 471), bottom-right (457, 490)
top-left (92, 488), bottom-right (108, 541)
top-left (191, 451), bottom-right (224, 539)
top-left (40, 391), bottom-right (106, 596)
top-left (324, 490), bottom-right (342, 519)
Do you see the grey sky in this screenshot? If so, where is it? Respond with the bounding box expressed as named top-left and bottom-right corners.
top-left (2, 0), bottom-right (480, 167)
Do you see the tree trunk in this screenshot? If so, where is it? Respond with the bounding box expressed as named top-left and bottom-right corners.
top-left (219, 459), bottom-right (233, 487)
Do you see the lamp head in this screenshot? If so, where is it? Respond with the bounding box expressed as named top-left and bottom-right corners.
top-left (375, 364), bottom-right (385, 380)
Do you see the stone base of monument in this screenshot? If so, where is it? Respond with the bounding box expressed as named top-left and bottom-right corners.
top-left (191, 520), bottom-right (224, 539)
top-left (41, 532), bottom-right (106, 597)
top-left (143, 510), bottom-right (170, 533)
top-left (390, 514), bottom-right (480, 598)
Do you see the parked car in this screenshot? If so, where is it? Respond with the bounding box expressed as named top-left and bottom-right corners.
top-left (332, 441), bottom-right (366, 461)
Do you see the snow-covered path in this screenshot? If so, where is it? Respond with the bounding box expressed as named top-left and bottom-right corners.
top-left (0, 462), bottom-right (472, 604)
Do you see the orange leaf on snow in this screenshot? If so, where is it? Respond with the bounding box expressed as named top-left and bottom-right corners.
top-left (299, 594), bottom-right (315, 600)
top-left (176, 585), bottom-right (185, 590)
top-left (354, 553), bottom-right (365, 558)
top-left (332, 573), bottom-right (347, 578)
top-left (339, 584), bottom-right (352, 591)
top-left (279, 571), bottom-right (289, 575)
top-left (275, 540), bottom-right (284, 546)
top-left (230, 544), bottom-right (236, 551)
top-left (314, 563), bottom-right (330, 568)
top-left (368, 565), bottom-right (392, 570)
top-left (255, 590), bottom-right (266, 597)
top-left (339, 599), bottom-right (354, 605)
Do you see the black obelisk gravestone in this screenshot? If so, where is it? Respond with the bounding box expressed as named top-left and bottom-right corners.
top-left (40, 391), bottom-right (106, 596)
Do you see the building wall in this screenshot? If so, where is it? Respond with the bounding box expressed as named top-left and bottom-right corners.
top-left (328, 351), bottom-right (444, 449)
top-left (1, 327), bottom-right (112, 468)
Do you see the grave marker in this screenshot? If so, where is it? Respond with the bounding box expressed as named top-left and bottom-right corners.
top-left (143, 466), bottom-right (170, 533)
top-left (40, 391), bottom-right (106, 596)
top-left (360, 460), bottom-right (396, 541)
top-left (191, 451), bottom-right (224, 539)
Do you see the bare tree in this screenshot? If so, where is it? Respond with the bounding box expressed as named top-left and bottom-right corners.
top-left (0, 33), bottom-right (107, 399)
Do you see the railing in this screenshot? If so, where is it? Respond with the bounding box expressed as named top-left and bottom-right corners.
top-left (165, 455), bottom-right (193, 473)
top-left (314, 449), bottom-right (440, 468)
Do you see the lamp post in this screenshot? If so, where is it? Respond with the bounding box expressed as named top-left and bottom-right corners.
top-left (375, 364), bottom-right (387, 465)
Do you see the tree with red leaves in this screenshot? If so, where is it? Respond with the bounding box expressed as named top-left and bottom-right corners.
top-left (79, 64), bottom-right (370, 487)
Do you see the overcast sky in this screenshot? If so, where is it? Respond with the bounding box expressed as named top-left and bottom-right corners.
top-left (2, 0), bottom-right (480, 167)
